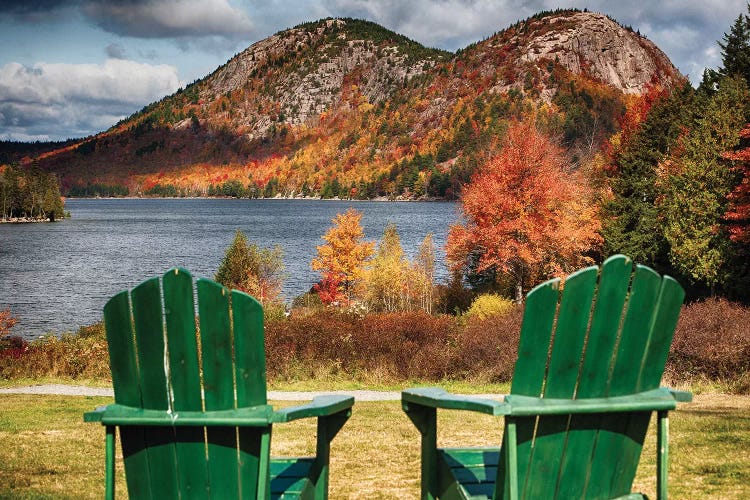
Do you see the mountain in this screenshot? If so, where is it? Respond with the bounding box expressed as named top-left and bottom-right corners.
top-left (11, 10), bottom-right (684, 199)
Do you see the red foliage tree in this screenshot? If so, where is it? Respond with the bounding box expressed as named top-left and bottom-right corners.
top-left (724, 124), bottom-right (750, 243)
top-left (447, 120), bottom-right (602, 301)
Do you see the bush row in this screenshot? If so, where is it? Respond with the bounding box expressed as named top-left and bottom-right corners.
top-left (1, 299), bottom-right (748, 392)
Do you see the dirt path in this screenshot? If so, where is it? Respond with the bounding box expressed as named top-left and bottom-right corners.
top-left (0, 384), bottom-right (505, 401)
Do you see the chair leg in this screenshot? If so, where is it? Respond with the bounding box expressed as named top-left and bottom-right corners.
top-left (313, 409), bottom-right (352, 500)
top-left (657, 411), bottom-right (669, 500)
top-left (105, 426), bottom-right (116, 500)
top-left (403, 403), bottom-right (438, 500)
top-left (505, 418), bottom-right (519, 500)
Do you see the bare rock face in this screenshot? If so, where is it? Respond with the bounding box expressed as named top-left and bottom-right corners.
top-left (204, 19), bottom-right (442, 132)
top-left (516, 12), bottom-right (681, 93)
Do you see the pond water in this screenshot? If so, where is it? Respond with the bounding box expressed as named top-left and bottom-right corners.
top-left (0, 198), bottom-right (458, 339)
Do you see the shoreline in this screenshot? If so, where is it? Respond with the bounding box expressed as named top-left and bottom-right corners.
top-left (64, 195), bottom-right (456, 203)
top-left (0, 217), bottom-right (66, 224)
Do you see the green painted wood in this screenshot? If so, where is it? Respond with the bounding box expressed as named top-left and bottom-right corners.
top-left (609, 265), bottom-right (663, 396)
top-left (503, 278), bottom-right (559, 499)
top-left (657, 411), bottom-right (669, 499)
top-left (197, 278), bottom-right (239, 499)
top-left (609, 277), bottom-right (684, 498)
top-left (270, 458), bottom-right (316, 499)
top-left (638, 277), bottom-right (685, 392)
top-left (555, 255), bottom-right (633, 499)
top-left (105, 426), bottom-right (115, 500)
top-left (400, 257), bottom-right (687, 500)
top-left (131, 277), bottom-right (180, 499)
top-left (232, 290), bottom-right (267, 498)
top-left (510, 278), bottom-right (560, 397)
top-left (524, 266), bottom-right (598, 500)
top-left (233, 289), bottom-right (267, 407)
top-left (439, 449), bottom-right (501, 500)
top-left (162, 268), bottom-right (210, 499)
top-left (103, 291), bottom-right (152, 499)
top-left (586, 265), bottom-right (663, 499)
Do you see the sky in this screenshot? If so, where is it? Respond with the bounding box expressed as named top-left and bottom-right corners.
top-left (0, 0), bottom-right (746, 142)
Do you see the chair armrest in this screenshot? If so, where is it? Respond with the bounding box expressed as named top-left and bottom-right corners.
top-left (667, 388), bottom-right (693, 403)
top-left (402, 386), bottom-right (691, 417)
top-left (401, 387), bottom-right (508, 416)
top-left (272, 395), bottom-right (354, 423)
top-left (86, 403), bottom-right (275, 426)
top-left (84, 405), bottom-right (108, 423)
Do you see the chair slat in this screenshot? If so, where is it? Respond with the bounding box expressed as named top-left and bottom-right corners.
top-left (524, 267), bottom-right (598, 499)
top-left (586, 265), bottom-right (663, 499)
top-left (131, 277), bottom-right (179, 499)
top-left (163, 268), bottom-right (210, 498)
top-left (197, 278), bottom-right (239, 499)
top-left (232, 290), bottom-right (268, 498)
top-left (104, 291), bottom-right (153, 499)
top-left (555, 255), bottom-right (633, 499)
top-left (500, 278), bottom-right (558, 498)
top-left (638, 276), bottom-right (685, 392)
top-left (510, 278), bottom-right (560, 396)
top-left (609, 275), bottom-right (685, 496)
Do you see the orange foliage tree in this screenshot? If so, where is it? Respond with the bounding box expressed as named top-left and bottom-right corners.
top-left (311, 208), bottom-right (375, 304)
top-left (0, 308), bottom-right (18, 340)
top-left (447, 120), bottom-right (602, 301)
top-left (725, 124), bottom-right (750, 243)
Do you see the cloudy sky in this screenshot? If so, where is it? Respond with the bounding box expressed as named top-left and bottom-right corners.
top-left (0, 0), bottom-right (746, 142)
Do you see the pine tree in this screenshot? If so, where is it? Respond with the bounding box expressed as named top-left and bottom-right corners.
top-left (659, 76), bottom-right (750, 293)
top-left (601, 83), bottom-right (696, 272)
top-left (215, 230), bottom-right (285, 304)
top-left (718, 6), bottom-right (750, 85)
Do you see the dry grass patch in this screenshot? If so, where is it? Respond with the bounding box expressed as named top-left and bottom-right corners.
top-left (1, 394), bottom-right (749, 499)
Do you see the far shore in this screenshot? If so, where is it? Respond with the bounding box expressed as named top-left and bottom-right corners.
top-left (64, 195), bottom-right (456, 202)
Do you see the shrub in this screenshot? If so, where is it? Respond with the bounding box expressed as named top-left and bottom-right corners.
top-left (0, 323), bottom-right (110, 380)
top-left (453, 305), bottom-right (523, 382)
top-left (465, 294), bottom-right (515, 320)
top-left (667, 298), bottom-right (750, 388)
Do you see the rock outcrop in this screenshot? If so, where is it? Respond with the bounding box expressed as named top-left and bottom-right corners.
top-left (514, 12), bottom-right (681, 93)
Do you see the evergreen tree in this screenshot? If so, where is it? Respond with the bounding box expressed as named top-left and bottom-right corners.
top-left (601, 83), bottom-right (696, 272)
top-left (215, 230), bottom-right (285, 304)
top-left (718, 6), bottom-right (750, 85)
top-left (659, 76), bottom-right (750, 293)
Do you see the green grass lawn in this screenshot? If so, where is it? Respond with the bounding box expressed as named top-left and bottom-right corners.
top-left (1, 393), bottom-right (748, 499)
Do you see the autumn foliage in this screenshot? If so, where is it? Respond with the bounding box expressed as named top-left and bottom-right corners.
top-left (311, 208), bottom-right (375, 304)
top-left (447, 120), bottom-right (601, 300)
top-left (724, 124), bottom-right (750, 243)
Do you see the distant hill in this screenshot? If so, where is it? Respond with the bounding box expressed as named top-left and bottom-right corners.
top-left (6, 10), bottom-right (685, 199)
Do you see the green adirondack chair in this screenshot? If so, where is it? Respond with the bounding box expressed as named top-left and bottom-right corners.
top-left (84, 268), bottom-right (353, 499)
top-left (402, 255), bottom-right (692, 500)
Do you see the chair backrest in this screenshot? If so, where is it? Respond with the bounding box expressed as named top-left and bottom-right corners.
top-left (499, 255), bottom-right (684, 499)
top-left (103, 268), bottom-right (268, 498)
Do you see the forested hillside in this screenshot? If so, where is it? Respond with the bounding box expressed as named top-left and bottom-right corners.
top-left (5, 10), bottom-right (681, 199)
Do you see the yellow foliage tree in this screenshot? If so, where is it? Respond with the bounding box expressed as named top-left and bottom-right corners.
top-left (312, 208), bottom-right (375, 303)
top-left (364, 223), bottom-right (410, 312)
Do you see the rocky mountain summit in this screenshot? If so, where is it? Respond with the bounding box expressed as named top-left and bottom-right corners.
top-left (514, 11), bottom-right (679, 93)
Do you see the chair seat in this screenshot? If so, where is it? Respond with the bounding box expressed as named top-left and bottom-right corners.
top-left (439, 448), bottom-right (500, 499)
top-left (271, 457), bottom-right (315, 499)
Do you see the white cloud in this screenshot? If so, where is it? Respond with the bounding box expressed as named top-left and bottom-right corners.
top-left (83, 0), bottom-right (254, 39)
top-left (0, 59), bottom-right (181, 140)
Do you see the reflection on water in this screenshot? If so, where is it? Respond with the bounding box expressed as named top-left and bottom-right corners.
top-left (0, 198), bottom-right (457, 339)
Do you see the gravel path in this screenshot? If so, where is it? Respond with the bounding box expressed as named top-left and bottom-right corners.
top-left (0, 384), bottom-right (504, 401)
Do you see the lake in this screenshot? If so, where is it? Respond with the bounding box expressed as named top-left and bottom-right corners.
top-left (0, 198), bottom-right (458, 340)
